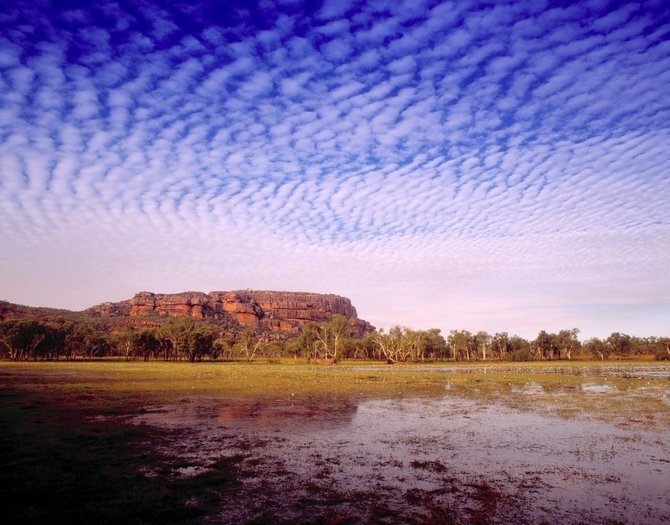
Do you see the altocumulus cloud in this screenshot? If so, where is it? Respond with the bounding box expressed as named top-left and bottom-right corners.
top-left (1, 0), bottom-right (669, 338)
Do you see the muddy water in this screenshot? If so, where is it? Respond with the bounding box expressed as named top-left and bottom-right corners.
top-left (134, 366), bottom-right (670, 524)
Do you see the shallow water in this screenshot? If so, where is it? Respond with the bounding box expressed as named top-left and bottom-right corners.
top-left (131, 364), bottom-right (670, 524)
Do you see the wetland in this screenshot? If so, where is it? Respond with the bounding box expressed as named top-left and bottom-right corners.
top-left (1, 361), bottom-right (669, 524)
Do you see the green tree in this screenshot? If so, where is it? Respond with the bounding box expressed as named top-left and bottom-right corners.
top-left (474, 331), bottom-right (492, 361)
top-left (448, 330), bottom-right (473, 361)
top-left (606, 332), bottom-right (632, 358)
top-left (135, 329), bottom-right (161, 361)
top-left (492, 332), bottom-right (510, 360)
top-left (556, 328), bottom-right (580, 360)
top-left (534, 330), bottom-right (560, 360)
top-left (584, 337), bottom-right (608, 360)
top-left (65, 323), bottom-right (110, 360)
top-left (315, 315), bottom-right (351, 363)
top-left (158, 318), bottom-right (219, 362)
top-left (0, 321), bottom-right (46, 360)
top-left (652, 337), bottom-right (670, 360)
top-left (112, 326), bottom-right (139, 360)
top-left (373, 326), bottom-right (408, 363)
top-left (238, 329), bottom-right (262, 363)
top-left (420, 329), bottom-right (448, 361)
top-left (288, 322), bottom-right (320, 360)
top-left (506, 335), bottom-right (533, 361)
top-left (184, 323), bottom-right (219, 362)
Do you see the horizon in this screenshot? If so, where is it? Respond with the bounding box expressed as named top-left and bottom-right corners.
top-left (1, 287), bottom-right (665, 342)
top-left (1, 0), bottom-right (669, 340)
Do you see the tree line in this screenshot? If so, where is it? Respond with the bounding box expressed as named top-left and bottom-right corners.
top-left (1, 316), bottom-right (668, 362)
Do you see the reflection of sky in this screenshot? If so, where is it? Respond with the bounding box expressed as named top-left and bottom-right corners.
top-left (135, 388), bottom-right (670, 523)
top-left (1, 1), bottom-right (669, 338)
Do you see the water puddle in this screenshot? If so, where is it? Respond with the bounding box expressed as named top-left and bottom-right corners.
top-left (581, 383), bottom-right (615, 393)
top-left (132, 364), bottom-right (670, 524)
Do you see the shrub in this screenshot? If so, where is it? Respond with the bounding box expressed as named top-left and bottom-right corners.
top-left (505, 349), bottom-right (534, 362)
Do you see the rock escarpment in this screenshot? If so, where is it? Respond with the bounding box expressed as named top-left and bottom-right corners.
top-left (88, 290), bottom-right (373, 337)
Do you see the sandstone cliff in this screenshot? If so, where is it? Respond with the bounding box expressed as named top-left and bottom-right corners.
top-left (87, 290), bottom-right (374, 337)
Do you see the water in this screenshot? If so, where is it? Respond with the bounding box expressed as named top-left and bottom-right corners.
top-left (132, 364), bottom-right (670, 524)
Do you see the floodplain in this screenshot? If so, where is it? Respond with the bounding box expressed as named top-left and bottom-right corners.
top-left (1, 361), bottom-right (669, 524)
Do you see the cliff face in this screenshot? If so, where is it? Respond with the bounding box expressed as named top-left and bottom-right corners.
top-left (88, 290), bottom-right (373, 337)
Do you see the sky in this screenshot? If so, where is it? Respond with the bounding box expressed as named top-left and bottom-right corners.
top-left (1, 0), bottom-right (669, 339)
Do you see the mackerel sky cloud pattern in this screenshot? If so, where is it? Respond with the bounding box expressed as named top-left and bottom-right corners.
top-left (1, 0), bottom-right (669, 338)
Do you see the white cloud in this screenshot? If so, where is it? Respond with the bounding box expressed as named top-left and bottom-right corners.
top-left (0, 0), bottom-right (669, 339)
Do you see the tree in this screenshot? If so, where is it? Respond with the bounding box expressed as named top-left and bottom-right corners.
top-left (448, 330), bottom-right (473, 361)
top-left (135, 329), bottom-right (161, 361)
top-left (404, 328), bottom-right (425, 363)
top-left (155, 318), bottom-right (219, 361)
top-left (534, 330), bottom-right (560, 360)
top-left (348, 335), bottom-right (376, 360)
top-left (315, 315), bottom-right (351, 362)
top-left (652, 337), bottom-right (670, 360)
top-left (474, 331), bottom-right (492, 361)
top-left (420, 329), bottom-right (448, 361)
top-left (606, 332), bottom-right (632, 358)
top-left (506, 335), bottom-right (533, 361)
top-left (372, 326), bottom-right (406, 363)
top-left (238, 329), bottom-right (262, 363)
top-left (65, 323), bottom-right (110, 360)
top-left (112, 326), bottom-right (139, 360)
top-left (212, 335), bottom-right (236, 361)
top-left (0, 321), bottom-right (47, 360)
top-left (556, 328), bottom-right (580, 360)
top-left (288, 322), bottom-right (320, 360)
top-left (183, 323), bottom-right (219, 362)
top-left (584, 337), bottom-right (608, 360)
top-left (492, 332), bottom-right (510, 361)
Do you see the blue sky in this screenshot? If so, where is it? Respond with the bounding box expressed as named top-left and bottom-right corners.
top-left (1, 0), bottom-right (669, 339)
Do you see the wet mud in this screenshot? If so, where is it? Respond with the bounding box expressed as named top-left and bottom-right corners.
top-left (132, 365), bottom-right (670, 524)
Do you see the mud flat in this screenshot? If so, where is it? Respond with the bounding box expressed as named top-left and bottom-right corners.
top-left (2, 361), bottom-right (669, 523)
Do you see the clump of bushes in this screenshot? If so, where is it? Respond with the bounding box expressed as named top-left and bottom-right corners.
top-left (504, 349), bottom-right (534, 362)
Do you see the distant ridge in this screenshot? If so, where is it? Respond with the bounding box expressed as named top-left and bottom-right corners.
top-left (1, 291), bottom-right (374, 337)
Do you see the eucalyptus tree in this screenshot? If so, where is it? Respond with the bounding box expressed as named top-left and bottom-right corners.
top-left (238, 329), bottom-right (263, 363)
top-left (584, 337), bottom-right (608, 360)
top-left (158, 318), bottom-right (219, 361)
top-left (372, 326), bottom-right (408, 363)
top-left (492, 332), bottom-right (510, 360)
top-left (474, 331), bottom-right (492, 361)
top-left (534, 331), bottom-right (560, 360)
top-left (448, 330), bottom-right (473, 361)
top-left (556, 328), bottom-right (580, 360)
top-left (315, 314), bottom-right (351, 362)
top-left (420, 328), bottom-right (448, 361)
top-left (0, 320), bottom-right (46, 360)
top-left (288, 322), bottom-right (321, 360)
top-left (65, 323), bottom-right (110, 360)
top-left (606, 332), bottom-right (632, 358)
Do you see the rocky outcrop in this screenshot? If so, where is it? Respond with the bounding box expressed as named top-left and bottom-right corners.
top-left (88, 290), bottom-right (374, 337)
top-left (129, 291), bottom-right (209, 319)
